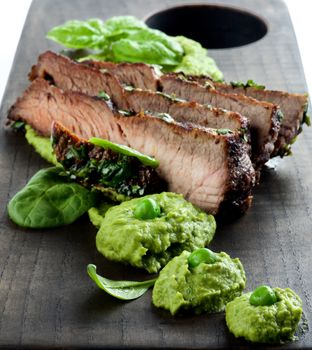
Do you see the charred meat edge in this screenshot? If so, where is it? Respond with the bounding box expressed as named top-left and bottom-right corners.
top-left (81, 59), bottom-right (307, 158)
top-left (160, 73), bottom-right (281, 171)
top-left (52, 121), bottom-right (166, 198)
top-left (181, 73), bottom-right (309, 156)
top-left (31, 52), bottom-right (274, 169)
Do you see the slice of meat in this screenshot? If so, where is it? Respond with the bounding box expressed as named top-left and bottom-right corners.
top-left (160, 74), bottom-right (282, 170)
top-left (202, 80), bottom-right (309, 156)
top-left (35, 53), bottom-right (275, 169)
top-left (8, 78), bottom-right (255, 214)
top-left (73, 60), bottom-right (308, 157)
top-left (52, 122), bottom-right (166, 199)
top-left (29, 50), bottom-right (129, 110)
top-left (8, 78), bottom-right (119, 138)
top-left (86, 60), bottom-right (308, 160)
top-left (29, 51), bottom-right (251, 146)
top-left (84, 60), bottom-right (160, 91)
top-left (125, 89), bottom-right (250, 137)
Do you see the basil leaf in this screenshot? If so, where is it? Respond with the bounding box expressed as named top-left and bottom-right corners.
top-left (126, 29), bottom-right (183, 59)
top-left (111, 27), bottom-right (183, 66)
top-left (104, 16), bottom-right (147, 39)
top-left (46, 19), bottom-right (108, 50)
top-left (89, 137), bottom-right (159, 168)
top-left (111, 39), bottom-right (179, 66)
top-left (8, 167), bottom-right (98, 228)
top-left (87, 264), bottom-right (156, 300)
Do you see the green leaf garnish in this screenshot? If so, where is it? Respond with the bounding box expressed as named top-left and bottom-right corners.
top-left (230, 80), bottom-right (265, 90)
top-left (118, 109), bottom-right (133, 116)
top-left (46, 19), bottom-right (109, 50)
top-left (87, 264), bottom-right (156, 300)
top-left (47, 16), bottom-right (183, 66)
top-left (11, 120), bottom-right (25, 131)
top-left (216, 128), bottom-right (233, 135)
top-left (98, 91), bottom-right (110, 101)
top-left (89, 137), bottom-right (159, 168)
top-left (7, 167), bottom-right (98, 228)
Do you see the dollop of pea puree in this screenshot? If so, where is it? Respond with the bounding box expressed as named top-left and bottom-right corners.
top-left (225, 287), bottom-right (302, 343)
top-left (96, 192), bottom-right (216, 273)
top-left (152, 250), bottom-right (246, 315)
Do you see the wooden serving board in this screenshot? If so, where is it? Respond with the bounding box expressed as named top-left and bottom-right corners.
top-left (0, 0), bottom-right (311, 348)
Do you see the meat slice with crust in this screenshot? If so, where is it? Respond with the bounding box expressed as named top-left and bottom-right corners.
top-left (83, 59), bottom-right (308, 159)
top-left (52, 122), bottom-right (166, 200)
top-left (83, 60), bottom-right (160, 91)
top-left (8, 78), bottom-right (255, 214)
top-left (195, 79), bottom-right (309, 157)
top-left (160, 74), bottom-right (282, 170)
top-left (29, 50), bottom-right (250, 144)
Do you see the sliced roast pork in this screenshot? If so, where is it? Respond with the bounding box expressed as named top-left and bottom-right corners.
top-left (8, 78), bottom-right (255, 214)
top-left (29, 51), bottom-right (249, 137)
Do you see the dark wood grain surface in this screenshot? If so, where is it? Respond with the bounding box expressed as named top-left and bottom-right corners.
top-left (0, 0), bottom-right (311, 348)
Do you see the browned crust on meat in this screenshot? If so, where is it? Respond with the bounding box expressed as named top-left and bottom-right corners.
top-left (222, 134), bottom-right (255, 213)
top-left (29, 51), bottom-right (252, 143)
top-left (182, 74), bottom-right (309, 157)
top-left (160, 73), bottom-right (281, 172)
top-left (133, 114), bottom-right (255, 214)
top-left (125, 89), bottom-right (250, 134)
top-left (7, 78), bottom-right (119, 138)
top-left (10, 69), bottom-right (256, 214)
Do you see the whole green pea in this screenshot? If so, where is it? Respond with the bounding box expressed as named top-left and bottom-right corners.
top-left (188, 248), bottom-right (217, 268)
top-left (249, 285), bottom-right (277, 306)
top-left (134, 198), bottom-right (161, 220)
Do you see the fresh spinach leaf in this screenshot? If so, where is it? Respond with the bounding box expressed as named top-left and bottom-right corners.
top-left (8, 167), bottom-right (98, 228)
top-left (89, 137), bottom-right (159, 168)
top-left (87, 264), bottom-right (156, 300)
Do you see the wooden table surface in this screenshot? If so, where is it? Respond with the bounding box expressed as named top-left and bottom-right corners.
top-left (0, 0), bottom-right (311, 348)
